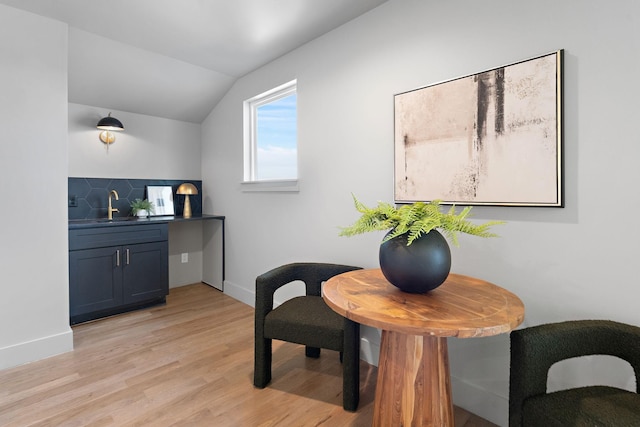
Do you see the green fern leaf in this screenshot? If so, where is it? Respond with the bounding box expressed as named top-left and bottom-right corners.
top-left (340, 195), bottom-right (504, 246)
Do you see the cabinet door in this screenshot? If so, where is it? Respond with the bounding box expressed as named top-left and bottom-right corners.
top-left (122, 241), bottom-right (168, 304)
top-left (69, 246), bottom-right (123, 317)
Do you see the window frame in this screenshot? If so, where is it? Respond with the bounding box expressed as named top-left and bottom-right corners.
top-left (242, 80), bottom-right (298, 192)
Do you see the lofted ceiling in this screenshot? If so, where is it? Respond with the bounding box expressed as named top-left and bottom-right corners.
top-left (0, 0), bottom-right (388, 123)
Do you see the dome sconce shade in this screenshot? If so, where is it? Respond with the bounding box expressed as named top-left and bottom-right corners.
top-left (97, 112), bottom-right (124, 147)
top-left (176, 183), bottom-right (198, 218)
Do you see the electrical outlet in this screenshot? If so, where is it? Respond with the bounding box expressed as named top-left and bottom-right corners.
top-left (181, 253), bottom-right (188, 263)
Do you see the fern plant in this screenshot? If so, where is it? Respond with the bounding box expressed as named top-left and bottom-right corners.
top-left (130, 198), bottom-right (155, 215)
top-left (339, 195), bottom-right (503, 246)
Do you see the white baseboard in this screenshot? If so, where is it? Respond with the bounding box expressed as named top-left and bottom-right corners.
top-left (201, 279), bottom-right (223, 291)
top-left (451, 375), bottom-right (508, 427)
top-left (223, 280), bottom-right (255, 307)
top-left (359, 336), bottom-right (380, 366)
top-left (0, 328), bottom-right (74, 371)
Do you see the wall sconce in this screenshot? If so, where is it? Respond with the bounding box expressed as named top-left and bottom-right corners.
top-left (96, 113), bottom-right (124, 149)
top-left (176, 183), bottom-right (198, 218)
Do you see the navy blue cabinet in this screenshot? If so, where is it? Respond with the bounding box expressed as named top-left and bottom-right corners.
top-left (69, 246), bottom-right (124, 317)
top-left (122, 242), bottom-right (168, 304)
top-left (69, 224), bottom-right (168, 324)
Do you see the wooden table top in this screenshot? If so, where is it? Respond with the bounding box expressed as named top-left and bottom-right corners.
top-left (323, 269), bottom-right (524, 338)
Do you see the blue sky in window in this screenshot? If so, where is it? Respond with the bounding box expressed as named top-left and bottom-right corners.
top-left (256, 94), bottom-right (297, 180)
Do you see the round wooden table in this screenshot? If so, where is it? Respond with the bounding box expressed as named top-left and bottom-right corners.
top-left (323, 269), bottom-right (524, 427)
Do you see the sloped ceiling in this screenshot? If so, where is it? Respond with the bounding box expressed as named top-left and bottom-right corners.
top-left (0, 0), bottom-right (388, 123)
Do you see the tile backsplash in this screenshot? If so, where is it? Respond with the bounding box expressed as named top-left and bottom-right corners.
top-left (68, 177), bottom-right (202, 220)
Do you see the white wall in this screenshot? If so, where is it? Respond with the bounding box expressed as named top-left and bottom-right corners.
top-left (202, 1), bottom-right (640, 425)
top-left (68, 103), bottom-right (202, 180)
top-left (0, 5), bottom-right (73, 369)
top-left (168, 222), bottom-right (204, 288)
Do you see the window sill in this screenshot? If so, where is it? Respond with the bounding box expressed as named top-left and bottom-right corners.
top-left (240, 179), bottom-right (299, 193)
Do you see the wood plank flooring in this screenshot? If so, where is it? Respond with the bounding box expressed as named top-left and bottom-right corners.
top-left (0, 283), bottom-right (497, 426)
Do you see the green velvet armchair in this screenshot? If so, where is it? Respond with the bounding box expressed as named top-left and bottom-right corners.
top-left (253, 262), bottom-right (362, 411)
top-left (509, 320), bottom-right (640, 426)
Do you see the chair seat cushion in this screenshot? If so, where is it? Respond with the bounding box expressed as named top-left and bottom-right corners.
top-left (523, 386), bottom-right (640, 427)
top-left (264, 296), bottom-right (344, 351)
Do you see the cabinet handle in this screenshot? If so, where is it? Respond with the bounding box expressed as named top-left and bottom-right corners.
top-left (126, 248), bottom-right (130, 265)
top-left (116, 249), bottom-right (120, 267)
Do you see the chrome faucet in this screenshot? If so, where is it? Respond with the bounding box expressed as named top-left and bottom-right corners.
top-left (108, 189), bottom-right (119, 220)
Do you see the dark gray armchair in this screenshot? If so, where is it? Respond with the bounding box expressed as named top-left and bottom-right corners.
top-left (509, 320), bottom-right (640, 426)
top-left (253, 262), bottom-right (362, 411)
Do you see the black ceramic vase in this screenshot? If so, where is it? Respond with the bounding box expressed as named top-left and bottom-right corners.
top-left (379, 229), bottom-right (451, 293)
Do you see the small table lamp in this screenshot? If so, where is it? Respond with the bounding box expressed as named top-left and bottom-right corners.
top-left (176, 183), bottom-right (198, 218)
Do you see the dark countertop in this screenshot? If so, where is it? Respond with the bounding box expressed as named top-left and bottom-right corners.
top-left (69, 214), bottom-right (225, 229)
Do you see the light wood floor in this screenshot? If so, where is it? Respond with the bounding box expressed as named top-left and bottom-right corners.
top-left (0, 283), bottom-right (497, 426)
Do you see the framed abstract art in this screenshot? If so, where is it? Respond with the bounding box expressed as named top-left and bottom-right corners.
top-left (394, 50), bottom-right (563, 207)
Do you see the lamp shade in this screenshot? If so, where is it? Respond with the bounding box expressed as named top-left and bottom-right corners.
top-left (176, 183), bottom-right (198, 218)
top-left (176, 183), bottom-right (198, 195)
top-left (97, 113), bottom-right (124, 131)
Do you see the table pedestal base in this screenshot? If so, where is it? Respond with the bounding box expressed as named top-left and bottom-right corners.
top-left (373, 330), bottom-right (454, 427)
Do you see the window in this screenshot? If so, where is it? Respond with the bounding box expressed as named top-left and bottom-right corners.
top-left (243, 80), bottom-right (298, 190)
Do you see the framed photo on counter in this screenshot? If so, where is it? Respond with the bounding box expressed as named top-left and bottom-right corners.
top-left (146, 185), bottom-right (175, 216)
